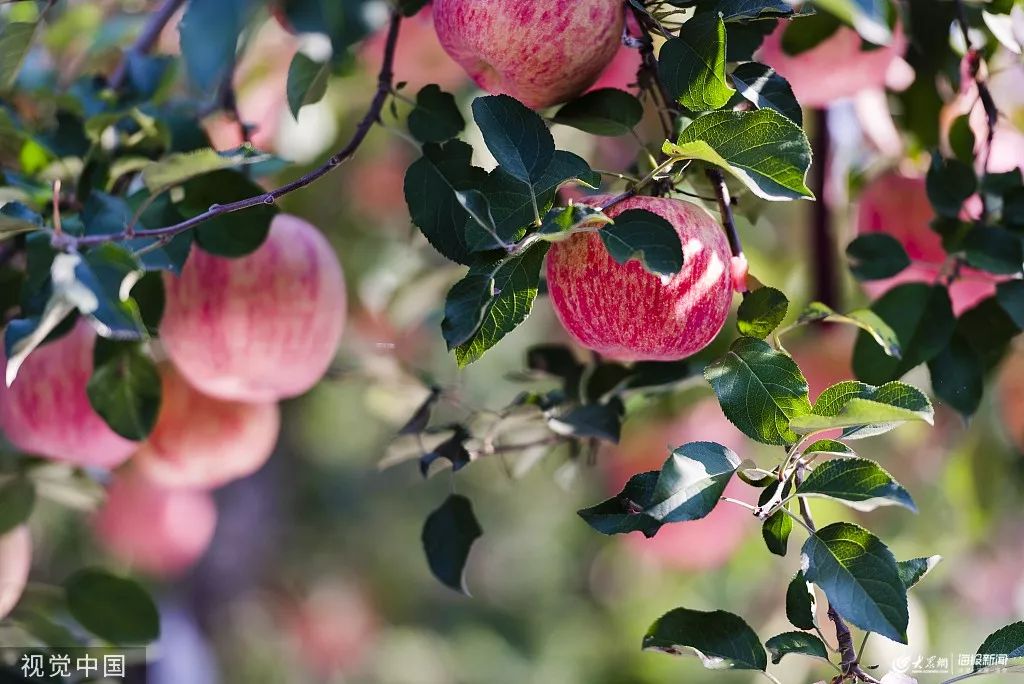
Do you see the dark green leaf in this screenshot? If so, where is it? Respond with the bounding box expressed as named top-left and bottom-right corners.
top-left (801, 522), bottom-right (909, 643)
top-left (797, 457), bottom-right (915, 512)
top-left (0, 202), bottom-right (43, 240)
top-left (643, 607), bottom-right (767, 671)
top-left (471, 95), bottom-right (554, 186)
top-left (814, 0), bottom-right (893, 45)
top-left (0, 477), bottom-right (34, 535)
top-left (786, 571), bottom-right (816, 630)
top-left (704, 337), bottom-right (811, 446)
top-left (690, 0), bottom-right (793, 22)
top-left (421, 494), bottom-right (482, 594)
top-left (803, 439), bottom-right (856, 458)
top-left (852, 284), bottom-right (955, 384)
top-left (957, 296), bottom-right (1020, 370)
top-left (926, 152), bottom-right (977, 219)
top-left (551, 89), bottom-right (644, 136)
top-left (928, 333), bottom-right (984, 418)
top-left (65, 569), bottom-right (160, 644)
top-left (408, 84), bottom-right (466, 143)
top-left (548, 400), bottom-right (624, 443)
top-left (846, 234), bottom-right (911, 281)
top-left (974, 622), bottom-right (1024, 672)
top-left (765, 632), bottom-right (829, 664)
top-left (962, 227), bottom-right (1024, 275)
top-left (997, 280), bottom-right (1024, 329)
top-left (664, 109), bottom-right (813, 201)
top-left (793, 380), bottom-right (934, 438)
top-left (762, 507), bottom-right (792, 556)
top-left (781, 11), bottom-right (841, 55)
top-left (0, 21), bottom-right (36, 88)
top-left (183, 169), bottom-right (278, 257)
top-left (897, 555), bottom-right (942, 590)
top-left (599, 208), bottom-right (684, 277)
top-left (737, 287), bottom-right (788, 339)
top-left (286, 53), bottom-right (331, 119)
top-left (141, 145), bottom-right (272, 192)
top-left (179, 0), bottom-right (249, 92)
top-left (658, 14), bottom-right (735, 112)
top-left (86, 340), bottom-right (161, 441)
top-left (730, 62), bottom-right (802, 126)
top-left (949, 115), bottom-right (976, 165)
top-left (420, 426), bottom-right (471, 476)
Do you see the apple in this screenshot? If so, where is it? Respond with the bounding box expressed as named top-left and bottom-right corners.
top-left (432, 0), bottom-right (625, 109)
top-left (998, 351), bottom-right (1024, 453)
top-left (93, 471), bottom-right (217, 578)
top-left (757, 23), bottom-right (904, 108)
top-left (0, 321), bottom-right (138, 469)
top-left (0, 525), bottom-right (30, 621)
top-left (282, 581), bottom-right (379, 678)
top-left (546, 196), bottom-right (735, 361)
top-left (134, 365), bottom-right (280, 490)
top-left (856, 172), bottom-right (998, 316)
top-left (160, 213), bottom-right (346, 402)
top-left (605, 400), bottom-right (755, 570)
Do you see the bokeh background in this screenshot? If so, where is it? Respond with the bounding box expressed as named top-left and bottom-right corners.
top-left (2, 2), bottom-right (1024, 683)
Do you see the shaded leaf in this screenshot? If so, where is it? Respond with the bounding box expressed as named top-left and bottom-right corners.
top-left (65, 569), bottom-right (160, 644)
top-left (471, 95), bottom-right (554, 185)
top-left (421, 494), bottom-right (482, 594)
top-left (765, 632), bottom-right (829, 665)
top-left (408, 84), bottom-right (466, 143)
top-left (730, 62), bottom-right (802, 125)
top-left (846, 234), bottom-right (911, 281)
top-left (420, 426), bottom-right (472, 476)
top-left (974, 622), bottom-right (1024, 672)
top-left (897, 555), bottom-right (942, 590)
top-left (658, 14), bottom-right (735, 112)
top-left (0, 477), bottom-right (34, 535)
top-left (599, 208), bottom-right (684, 277)
top-left (286, 52), bottom-right (330, 119)
top-left (643, 607), bottom-right (767, 671)
top-left (86, 340), bottom-right (161, 441)
top-left (786, 571), bottom-right (816, 630)
top-left (552, 89), bottom-right (643, 136)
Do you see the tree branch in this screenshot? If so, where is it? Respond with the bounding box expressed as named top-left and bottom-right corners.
top-left (108, 0), bottom-right (187, 91)
top-left (706, 168), bottom-right (743, 258)
top-left (57, 11), bottom-right (403, 251)
top-left (809, 108), bottom-right (838, 308)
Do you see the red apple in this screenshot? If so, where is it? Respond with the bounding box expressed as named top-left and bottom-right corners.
top-left (161, 213), bottom-right (346, 402)
top-left (134, 365), bottom-right (280, 490)
top-left (0, 321), bottom-right (138, 469)
top-left (546, 196), bottom-right (735, 361)
top-left (93, 471), bottom-right (217, 578)
top-left (433, 0), bottom-right (624, 109)
top-left (856, 172), bottom-right (999, 316)
top-left (757, 24), bottom-right (904, 108)
top-left (0, 525), bottom-right (30, 620)
top-left (605, 400), bottom-right (755, 570)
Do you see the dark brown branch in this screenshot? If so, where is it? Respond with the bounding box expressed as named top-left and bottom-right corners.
top-left (810, 108), bottom-right (838, 308)
top-left (58, 11), bottom-right (403, 251)
top-left (706, 168), bottom-right (743, 258)
top-left (108, 0), bottom-right (187, 91)
top-left (627, 2), bottom-right (676, 142)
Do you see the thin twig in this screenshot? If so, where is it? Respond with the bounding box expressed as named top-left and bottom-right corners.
top-left (706, 168), bottom-right (743, 258)
top-left (51, 180), bottom-right (63, 237)
top-left (108, 0), bottom-right (187, 91)
top-left (55, 11), bottom-right (404, 251)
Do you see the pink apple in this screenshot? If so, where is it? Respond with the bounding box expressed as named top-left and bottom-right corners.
top-left (134, 365), bottom-right (280, 490)
top-left (588, 45), bottom-right (642, 93)
top-left (0, 321), bottom-right (138, 469)
top-left (998, 351), bottom-right (1024, 453)
top-left (93, 471), bottom-right (217, 578)
top-left (546, 196), bottom-right (735, 361)
top-left (757, 24), bottom-right (904, 108)
top-left (605, 400), bottom-right (756, 570)
top-left (361, 7), bottom-right (469, 93)
top-left (282, 581), bottom-right (379, 677)
top-left (433, 0), bottom-right (625, 109)
top-left (0, 525), bottom-right (31, 620)
top-left (161, 213), bottom-right (346, 402)
top-left (856, 172), bottom-right (999, 316)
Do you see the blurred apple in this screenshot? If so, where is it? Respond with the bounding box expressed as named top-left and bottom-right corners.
top-left (856, 172), bottom-right (999, 316)
top-left (0, 525), bottom-right (30, 620)
top-left (588, 46), bottom-right (641, 93)
top-left (344, 145), bottom-right (415, 223)
top-left (135, 365), bottom-right (280, 490)
top-left (361, 6), bottom-right (468, 94)
top-left (282, 580), bottom-right (379, 678)
top-left (0, 321), bottom-right (138, 469)
top-left (604, 400), bottom-right (756, 570)
top-left (93, 471), bottom-right (217, 578)
top-left (997, 350), bottom-right (1024, 452)
top-left (757, 24), bottom-right (904, 108)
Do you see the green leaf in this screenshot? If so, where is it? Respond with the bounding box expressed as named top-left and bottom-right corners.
top-left (471, 95), bottom-right (555, 186)
top-left (797, 457), bottom-right (916, 512)
top-left (548, 400), bottom-right (624, 443)
top-left (846, 234), bottom-right (911, 281)
top-left (997, 280), bottom-right (1024, 329)
top-left (949, 115), bottom-right (976, 165)
top-left (578, 441), bottom-right (740, 537)
top-left (962, 227), bottom-right (1024, 275)
top-left (598, 208), bottom-right (684, 277)
top-left (801, 522), bottom-right (909, 643)
top-left (451, 242), bottom-right (549, 367)
top-left (408, 84), bottom-right (466, 143)
top-left (730, 62), bottom-right (802, 126)
top-left (704, 337), bottom-right (812, 446)
top-left (737, 286), bottom-right (788, 339)
top-left (405, 140), bottom-right (488, 264)
top-left (536, 204), bottom-right (610, 240)
top-left (179, 0), bottom-right (249, 92)
top-left (926, 153), bottom-right (977, 219)
top-left (0, 477), bottom-right (34, 535)
top-left (814, 0), bottom-right (893, 45)
top-left (664, 109), bottom-right (813, 201)
top-left (141, 145), bottom-right (271, 191)
top-left (0, 202), bottom-right (43, 241)
top-left (0, 21), bottom-right (36, 88)
top-left (552, 88), bottom-right (644, 136)
top-left (762, 507), bottom-right (793, 556)
top-left (286, 52), bottom-right (331, 119)
top-left (852, 284), bottom-right (955, 384)
top-left (897, 555), bottom-right (942, 590)
top-left (86, 340), bottom-right (161, 441)
top-left (643, 607), bottom-right (767, 671)
top-left (786, 571), bottom-right (816, 630)
top-left (957, 296), bottom-right (1020, 371)
top-left (421, 494), bottom-right (482, 595)
top-left (765, 632), bottom-right (830, 665)
top-left (804, 439), bottom-right (856, 458)
top-left (658, 14), bottom-right (735, 112)
top-left (928, 333), bottom-right (983, 418)
top-left (183, 169), bottom-right (278, 257)
top-left (65, 569), bottom-right (160, 644)
top-left (781, 11), bottom-right (841, 55)
top-left (792, 380), bottom-right (934, 438)
top-left (974, 622), bottom-right (1024, 672)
